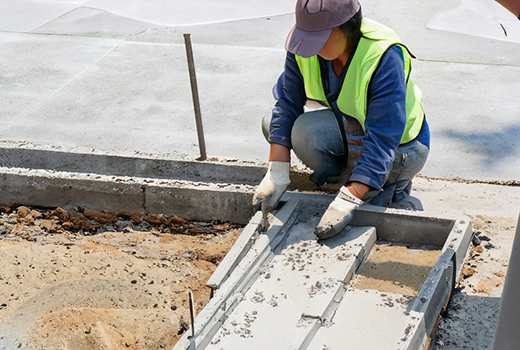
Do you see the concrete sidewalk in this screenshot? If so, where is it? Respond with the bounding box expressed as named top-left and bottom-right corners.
top-left (1, 0), bottom-right (519, 182)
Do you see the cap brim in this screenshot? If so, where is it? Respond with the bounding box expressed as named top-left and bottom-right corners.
top-left (285, 25), bottom-right (332, 58)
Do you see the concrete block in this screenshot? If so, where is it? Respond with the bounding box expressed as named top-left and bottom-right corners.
top-left (0, 169), bottom-right (143, 212)
top-left (0, 146), bottom-right (265, 185)
top-left (144, 183), bottom-right (254, 225)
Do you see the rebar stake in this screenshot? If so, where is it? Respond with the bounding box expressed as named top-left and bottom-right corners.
top-left (184, 33), bottom-right (207, 161)
top-left (188, 290), bottom-right (195, 338)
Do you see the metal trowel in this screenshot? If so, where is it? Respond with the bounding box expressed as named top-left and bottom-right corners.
top-left (260, 199), bottom-right (270, 232)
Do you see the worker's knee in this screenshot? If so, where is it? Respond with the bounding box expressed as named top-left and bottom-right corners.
top-left (291, 110), bottom-right (346, 186)
top-left (387, 140), bottom-right (429, 185)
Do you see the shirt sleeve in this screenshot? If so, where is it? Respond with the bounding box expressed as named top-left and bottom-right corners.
top-left (269, 52), bottom-right (306, 149)
top-left (349, 45), bottom-right (407, 190)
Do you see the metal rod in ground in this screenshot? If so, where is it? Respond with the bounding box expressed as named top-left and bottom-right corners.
top-left (183, 33), bottom-right (207, 161)
top-left (188, 290), bottom-right (195, 338)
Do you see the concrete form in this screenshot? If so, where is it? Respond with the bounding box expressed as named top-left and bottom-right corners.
top-left (173, 196), bottom-right (472, 350)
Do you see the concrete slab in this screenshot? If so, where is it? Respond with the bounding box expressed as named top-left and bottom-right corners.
top-left (413, 60), bottom-right (520, 181)
top-left (83, 0), bottom-right (294, 27)
top-left (0, 0), bottom-right (81, 33)
top-left (1, 0), bottom-right (519, 182)
top-left (31, 6), bottom-right (293, 47)
top-left (32, 6), bottom-right (165, 40)
top-left (0, 33), bottom-right (123, 130)
top-left (426, 0), bottom-right (520, 44)
top-left (307, 289), bottom-right (425, 350)
top-left (362, 0), bottom-right (520, 65)
top-left (0, 39), bottom-right (280, 159)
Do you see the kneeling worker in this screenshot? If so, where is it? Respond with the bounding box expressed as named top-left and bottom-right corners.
top-left (253, 0), bottom-right (430, 239)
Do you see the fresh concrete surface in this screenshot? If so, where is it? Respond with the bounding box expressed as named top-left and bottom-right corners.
top-left (0, 0), bottom-right (519, 183)
top-left (307, 290), bottom-right (424, 350)
top-left (205, 225), bottom-right (377, 349)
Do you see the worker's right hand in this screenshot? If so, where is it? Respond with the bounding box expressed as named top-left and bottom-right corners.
top-left (252, 161), bottom-right (291, 212)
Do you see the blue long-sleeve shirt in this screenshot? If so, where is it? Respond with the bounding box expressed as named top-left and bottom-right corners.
top-left (269, 46), bottom-right (430, 190)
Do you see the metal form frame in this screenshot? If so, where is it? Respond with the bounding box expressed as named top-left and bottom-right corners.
top-left (173, 195), bottom-right (473, 350)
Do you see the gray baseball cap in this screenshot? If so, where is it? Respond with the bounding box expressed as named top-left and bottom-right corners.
top-left (285, 0), bottom-right (361, 58)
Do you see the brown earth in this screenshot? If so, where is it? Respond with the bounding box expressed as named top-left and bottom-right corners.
top-left (428, 214), bottom-right (517, 350)
top-left (352, 242), bottom-right (441, 297)
top-left (0, 206), bottom-right (243, 350)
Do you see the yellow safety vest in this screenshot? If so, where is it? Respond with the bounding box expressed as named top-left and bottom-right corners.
top-left (295, 18), bottom-right (424, 144)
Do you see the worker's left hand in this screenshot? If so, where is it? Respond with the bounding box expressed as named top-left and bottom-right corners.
top-left (314, 185), bottom-right (364, 240)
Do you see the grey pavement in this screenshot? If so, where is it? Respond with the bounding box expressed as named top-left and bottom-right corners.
top-left (1, 0), bottom-right (519, 182)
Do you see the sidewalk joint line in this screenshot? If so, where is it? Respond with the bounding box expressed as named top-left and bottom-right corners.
top-left (0, 38), bottom-right (125, 133)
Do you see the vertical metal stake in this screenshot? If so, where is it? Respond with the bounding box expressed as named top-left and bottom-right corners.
top-left (184, 33), bottom-right (207, 161)
top-left (188, 290), bottom-right (195, 338)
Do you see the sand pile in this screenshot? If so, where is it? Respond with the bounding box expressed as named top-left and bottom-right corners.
top-left (0, 206), bottom-right (242, 350)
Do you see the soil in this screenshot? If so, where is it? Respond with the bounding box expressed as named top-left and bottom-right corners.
top-left (427, 214), bottom-right (517, 350)
top-left (0, 206), bottom-right (243, 350)
top-left (352, 242), bottom-right (441, 297)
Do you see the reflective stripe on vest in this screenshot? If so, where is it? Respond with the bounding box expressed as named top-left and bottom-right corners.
top-left (295, 18), bottom-right (424, 144)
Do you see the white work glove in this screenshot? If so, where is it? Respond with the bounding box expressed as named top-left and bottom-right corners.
top-left (314, 186), bottom-right (364, 240)
top-left (252, 161), bottom-right (291, 212)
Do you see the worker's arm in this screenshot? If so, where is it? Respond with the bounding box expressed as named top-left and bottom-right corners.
top-left (252, 53), bottom-right (305, 211)
top-left (349, 45), bottom-right (408, 193)
top-left (346, 182), bottom-right (369, 199)
top-left (269, 143), bottom-right (290, 162)
top-left (268, 52), bottom-right (306, 149)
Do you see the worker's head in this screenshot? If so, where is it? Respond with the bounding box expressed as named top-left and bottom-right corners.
top-left (286, 0), bottom-right (363, 58)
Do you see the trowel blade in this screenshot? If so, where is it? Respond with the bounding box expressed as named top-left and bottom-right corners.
top-left (261, 200), bottom-right (270, 232)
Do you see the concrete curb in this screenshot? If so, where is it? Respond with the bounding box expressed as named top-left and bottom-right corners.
top-left (0, 146), bottom-right (266, 185)
top-left (0, 167), bottom-right (256, 224)
top-left (0, 146), bottom-right (323, 226)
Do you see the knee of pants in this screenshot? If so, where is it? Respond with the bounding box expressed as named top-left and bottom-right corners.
top-left (291, 110), bottom-right (346, 184)
top-left (386, 141), bottom-right (429, 186)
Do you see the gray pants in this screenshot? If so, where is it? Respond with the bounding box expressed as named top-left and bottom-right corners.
top-left (263, 109), bottom-right (429, 206)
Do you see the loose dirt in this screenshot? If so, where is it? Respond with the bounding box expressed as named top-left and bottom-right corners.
top-left (352, 242), bottom-right (441, 297)
top-left (428, 214), bottom-right (517, 350)
top-left (0, 206), bottom-right (242, 350)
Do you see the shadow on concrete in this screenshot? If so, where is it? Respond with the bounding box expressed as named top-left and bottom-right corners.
top-left (443, 123), bottom-right (520, 167)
